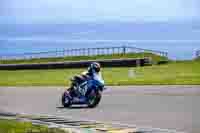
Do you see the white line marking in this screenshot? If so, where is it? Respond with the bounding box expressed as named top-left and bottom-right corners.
top-left (18, 112), bottom-right (185, 133)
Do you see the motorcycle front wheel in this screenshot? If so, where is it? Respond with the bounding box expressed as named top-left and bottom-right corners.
top-left (87, 90), bottom-right (102, 108)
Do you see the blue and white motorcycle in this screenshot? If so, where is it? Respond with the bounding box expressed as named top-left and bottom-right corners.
top-left (62, 73), bottom-right (106, 108)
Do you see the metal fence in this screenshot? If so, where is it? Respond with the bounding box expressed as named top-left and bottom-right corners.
top-left (0, 46), bottom-right (168, 60)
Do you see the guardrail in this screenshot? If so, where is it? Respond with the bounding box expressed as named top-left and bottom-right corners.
top-left (0, 58), bottom-right (151, 70)
top-left (0, 46), bottom-right (168, 60)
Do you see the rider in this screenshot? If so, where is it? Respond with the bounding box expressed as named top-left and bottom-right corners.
top-left (69, 62), bottom-right (103, 94)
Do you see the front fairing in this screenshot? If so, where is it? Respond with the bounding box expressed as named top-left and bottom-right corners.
top-left (87, 78), bottom-right (105, 92)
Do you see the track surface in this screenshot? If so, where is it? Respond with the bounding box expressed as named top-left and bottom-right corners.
top-left (0, 86), bottom-right (200, 133)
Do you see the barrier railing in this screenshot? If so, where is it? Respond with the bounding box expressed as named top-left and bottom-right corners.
top-left (0, 46), bottom-right (168, 60)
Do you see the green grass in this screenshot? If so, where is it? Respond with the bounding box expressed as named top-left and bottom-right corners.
top-left (0, 53), bottom-right (168, 64)
top-left (0, 60), bottom-right (200, 86)
top-left (0, 119), bottom-right (66, 133)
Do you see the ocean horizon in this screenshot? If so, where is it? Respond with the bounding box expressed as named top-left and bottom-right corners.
top-left (0, 22), bottom-right (200, 60)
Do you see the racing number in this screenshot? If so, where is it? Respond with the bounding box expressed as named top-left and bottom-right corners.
top-left (79, 82), bottom-right (88, 96)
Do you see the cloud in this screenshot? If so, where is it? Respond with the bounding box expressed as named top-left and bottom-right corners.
top-left (0, 0), bottom-right (200, 23)
top-left (1, 36), bottom-right (200, 43)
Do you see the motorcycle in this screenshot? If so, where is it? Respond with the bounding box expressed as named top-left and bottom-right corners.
top-left (62, 73), bottom-right (106, 108)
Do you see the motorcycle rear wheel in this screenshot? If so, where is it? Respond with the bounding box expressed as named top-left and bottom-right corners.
top-left (62, 91), bottom-right (71, 107)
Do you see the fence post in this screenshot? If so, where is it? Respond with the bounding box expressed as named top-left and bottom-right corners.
top-left (65, 50), bottom-right (67, 56)
top-left (165, 52), bottom-right (168, 57)
top-left (74, 49), bottom-right (76, 56)
top-left (97, 48), bottom-right (100, 55)
top-left (94, 48), bottom-right (97, 56)
top-left (62, 49), bottom-right (64, 57)
top-left (70, 49), bottom-right (72, 56)
top-left (76, 49), bottom-right (79, 56)
top-left (103, 48), bottom-right (106, 55)
top-left (79, 48), bottom-right (82, 56)
top-left (99, 48), bottom-right (102, 55)
top-left (73, 49), bottom-right (75, 56)
top-left (87, 48), bottom-right (90, 56)
top-left (117, 47), bottom-right (119, 54)
top-left (67, 49), bottom-right (69, 57)
top-left (122, 46), bottom-right (126, 55)
top-left (196, 50), bottom-right (200, 58)
top-left (92, 48), bottom-right (95, 56)
top-left (107, 48), bottom-right (109, 55)
top-left (93, 48), bottom-right (96, 56)
top-left (82, 48), bottom-right (85, 56)
top-left (73, 49), bottom-right (76, 56)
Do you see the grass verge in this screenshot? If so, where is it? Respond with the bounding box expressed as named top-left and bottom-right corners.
top-left (0, 119), bottom-right (66, 133)
top-left (0, 60), bottom-right (199, 86)
top-left (0, 53), bottom-right (168, 64)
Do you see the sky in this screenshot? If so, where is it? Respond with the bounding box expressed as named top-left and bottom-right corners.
top-left (0, 0), bottom-right (200, 60)
top-left (1, 0), bottom-right (200, 23)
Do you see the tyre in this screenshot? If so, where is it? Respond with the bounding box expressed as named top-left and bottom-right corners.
top-left (87, 90), bottom-right (102, 108)
top-left (62, 91), bottom-right (71, 107)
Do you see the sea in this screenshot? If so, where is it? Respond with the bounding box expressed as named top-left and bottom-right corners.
top-left (0, 22), bottom-right (200, 60)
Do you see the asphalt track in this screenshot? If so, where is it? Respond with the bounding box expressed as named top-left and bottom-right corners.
top-left (0, 86), bottom-right (200, 133)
